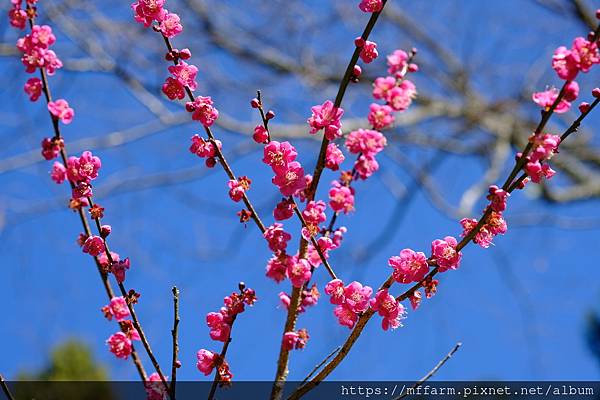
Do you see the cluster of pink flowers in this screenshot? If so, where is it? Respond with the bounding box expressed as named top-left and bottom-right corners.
top-left (189, 134), bottom-right (222, 167)
top-left (522, 133), bottom-right (561, 183)
top-left (329, 181), bottom-right (355, 214)
top-left (460, 211), bottom-right (507, 249)
top-left (325, 279), bottom-right (373, 328)
top-left (532, 81), bottom-right (579, 114)
top-left (355, 37), bottom-right (379, 64)
top-left (8, 0), bottom-right (34, 30)
top-left (370, 289), bottom-right (406, 330)
top-left (344, 129), bottom-right (387, 180)
top-left (106, 320), bottom-right (141, 360)
top-left (132, 0), bottom-right (182, 39)
top-left (206, 287), bottom-right (256, 342)
top-left (263, 141), bottom-right (307, 196)
top-left (197, 286), bottom-right (256, 380)
top-left (552, 36), bottom-right (600, 81)
top-left (196, 349), bottom-right (231, 383)
top-left (16, 24), bottom-right (62, 75)
top-left (307, 100), bottom-right (344, 140)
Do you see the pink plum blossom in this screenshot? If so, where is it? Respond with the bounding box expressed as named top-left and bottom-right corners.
top-left (48, 99), bottom-right (74, 124)
top-left (286, 258), bottom-right (311, 288)
top-left (196, 349), bottom-right (217, 375)
top-left (367, 103), bottom-right (394, 130)
top-left (359, 0), bottom-right (383, 13)
top-left (388, 248), bottom-right (429, 283)
top-left (264, 223), bottom-right (291, 254)
top-left (24, 77), bottom-right (42, 101)
top-left (359, 41), bottom-right (378, 63)
top-left (188, 96), bottom-right (219, 127)
top-left (431, 236), bottom-right (462, 272)
top-left (159, 12), bottom-right (183, 38)
top-left (307, 100), bottom-right (344, 140)
top-left (82, 235), bottom-right (104, 257)
top-left (370, 289), bottom-right (405, 330)
top-left (107, 332), bottom-right (133, 359)
top-left (329, 183), bottom-right (355, 214)
top-left (50, 161), bottom-right (66, 184)
top-left (325, 143), bottom-right (345, 171)
top-left (272, 162), bottom-right (306, 197)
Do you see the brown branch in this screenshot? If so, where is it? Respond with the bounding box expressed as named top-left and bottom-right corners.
top-left (170, 287), bottom-right (180, 400)
top-left (393, 342), bottom-right (462, 400)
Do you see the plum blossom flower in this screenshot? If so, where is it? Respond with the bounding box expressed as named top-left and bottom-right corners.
top-left (307, 100), bottom-right (344, 140)
top-left (325, 279), bottom-right (346, 305)
top-left (227, 176), bottom-right (251, 202)
top-left (189, 135), bottom-right (219, 158)
top-left (387, 49), bottom-right (409, 76)
top-left (487, 185), bottom-right (509, 212)
top-left (168, 61), bottom-right (198, 90)
top-left (354, 154), bottom-right (379, 180)
top-left (9, 7), bottom-right (27, 30)
top-left (552, 46), bottom-right (579, 80)
top-left (343, 281), bottom-right (372, 313)
top-left (159, 12), bottom-right (183, 38)
top-left (367, 103), bottom-right (394, 130)
top-left (283, 329), bottom-right (310, 350)
top-left (345, 129), bottom-right (387, 156)
top-left (106, 332), bottom-right (133, 359)
top-left (48, 99), bottom-right (74, 124)
top-left (266, 255), bottom-right (290, 283)
top-left (388, 80), bottom-right (417, 112)
top-left (196, 349), bottom-right (217, 375)
top-left (532, 87), bottom-right (571, 113)
top-left (273, 198), bottom-right (294, 221)
top-left (334, 304), bottom-right (359, 328)
top-left (359, 41), bottom-right (378, 63)
top-left (162, 77), bottom-right (185, 100)
top-left (328, 182), bottom-right (355, 214)
top-left (370, 289), bottom-right (406, 330)
top-left (286, 258), bottom-right (312, 288)
top-left (571, 37), bottom-right (600, 72)
top-left (112, 258), bottom-right (131, 283)
top-left (264, 223), bottom-right (291, 254)
top-left (41, 137), bottom-right (62, 160)
top-left (145, 373), bottom-right (169, 400)
top-left (106, 297), bottom-right (131, 322)
top-left (253, 125), bottom-right (269, 143)
top-left (82, 235), bottom-right (104, 257)
top-left (325, 143), bottom-right (345, 171)
top-left (525, 161), bottom-right (556, 183)
top-left (188, 96), bottom-right (219, 127)
top-left (206, 312), bottom-right (231, 342)
top-left (272, 162), bottom-right (306, 197)
top-left (66, 151), bottom-right (102, 183)
top-left (262, 141), bottom-right (297, 174)
top-left (132, 0), bottom-right (167, 27)
top-left (372, 76), bottom-right (396, 101)
top-left (431, 236), bottom-right (462, 272)
top-left (50, 161), bottom-right (67, 184)
top-left (359, 0), bottom-right (383, 13)
top-left (388, 248), bottom-right (429, 283)
top-left (24, 77), bottom-right (42, 101)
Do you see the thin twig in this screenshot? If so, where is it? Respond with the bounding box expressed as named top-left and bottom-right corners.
top-left (118, 282), bottom-right (171, 396)
top-left (300, 346), bottom-right (341, 385)
top-left (170, 287), bottom-right (180, 400)
top-left (393, 342), bottom-right (462, 400)
top-left (0, 374), bottom-right (15, 400)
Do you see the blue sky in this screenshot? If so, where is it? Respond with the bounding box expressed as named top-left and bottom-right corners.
top-left (1, 0), bottom-right (600, 385)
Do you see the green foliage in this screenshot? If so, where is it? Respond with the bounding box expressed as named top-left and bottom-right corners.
top-left (14, 339), bottom-right (115, 400)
